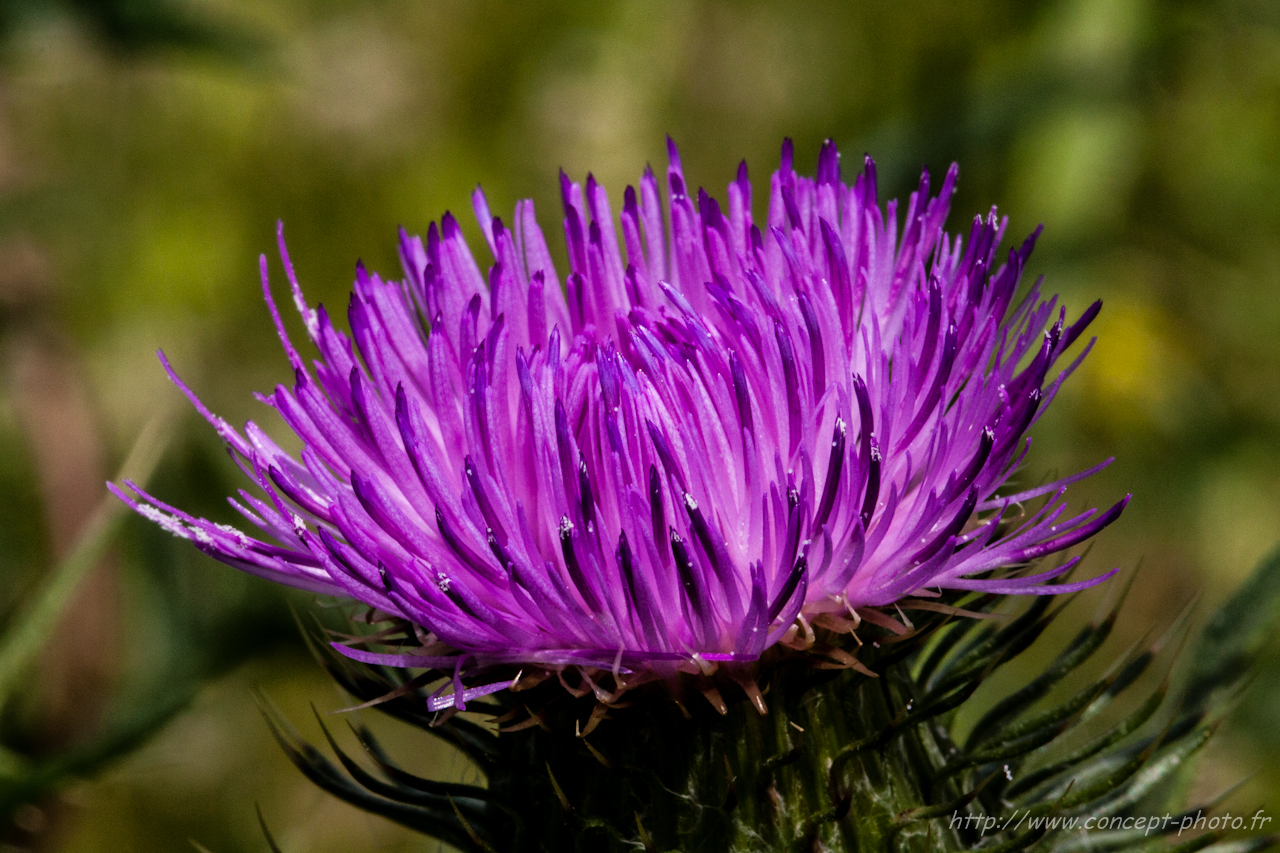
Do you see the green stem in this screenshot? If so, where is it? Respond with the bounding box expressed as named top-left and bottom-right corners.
top-left (0, 416), bottom-right (170, 707)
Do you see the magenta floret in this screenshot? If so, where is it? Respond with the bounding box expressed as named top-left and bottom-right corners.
top-left (113, 139), bottom-right (1127, 697)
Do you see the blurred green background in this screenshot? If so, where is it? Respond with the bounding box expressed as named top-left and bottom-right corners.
top-left (0, 0), bottom-right (1277, 849)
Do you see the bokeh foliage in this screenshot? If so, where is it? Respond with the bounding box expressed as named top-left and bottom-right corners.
top-left (0, 0), bottom-right (1277, 849)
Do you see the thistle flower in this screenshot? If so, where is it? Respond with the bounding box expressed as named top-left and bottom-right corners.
top-left (112, 139), bottom-right (1126, 708)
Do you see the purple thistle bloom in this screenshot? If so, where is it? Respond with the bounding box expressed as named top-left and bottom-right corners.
top-left (113, 139), bottom-right (1126, 706)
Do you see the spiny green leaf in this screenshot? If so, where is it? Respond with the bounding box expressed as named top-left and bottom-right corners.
top-left (1053, 828), bottom-right (1224, 853)
top-left (943, 718), bottom-right (1073, 777)
top-left (928, 595), bottom-right (1058, 695)
top-left (1090, 723), bottom-right (1218, 817)
top-left (256, 804), bottom-right (285, 853)
top-left (1076, 601), bottom-right (1191, 730)
top-left (254, 692), bottom-right (483, 852)
top-left (1025, 730), bottom-right (1162, 817)
top-left (976, 824), bottom-right (1050, 852)
top-left (309, 708), bottom-right (490, 821)
top-left (979, 673), bottom-right (1113, 753)
top-left (916, 617), bottom-right (991, 684)
top-left (1181, 548), bottom-right (1280, 719)
top-left (1198, 836), bottom-right (1279, 853)
top-left (350, 724), bottom-right (498, 801)
top-left (967, 608), bottom-right (1117, 749)
top-left (1008, 675), bottom-right (1168, 801)
top-left (307, 638), bottom-right (500, 766)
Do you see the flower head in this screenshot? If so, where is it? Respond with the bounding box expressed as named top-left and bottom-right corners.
top-left (113, 139), bottom-right (1126, 705)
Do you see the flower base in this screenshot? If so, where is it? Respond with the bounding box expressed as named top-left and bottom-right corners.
top-left (488, 663), bottom-right (964, 852)
top-left (264, 563), bottom-right (1280, 853)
